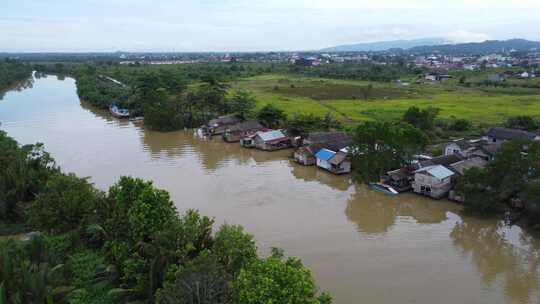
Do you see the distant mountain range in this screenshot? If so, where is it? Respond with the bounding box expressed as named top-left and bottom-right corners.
top-left (320, 38), bottom-right (540, 54)
top-left (409, 39), bottom-right (540, 54)
top-left (320, 38), bottom-right (448, 52)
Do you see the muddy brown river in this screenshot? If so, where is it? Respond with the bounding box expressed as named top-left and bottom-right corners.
top-left (1, 74), bottom-right (540, 304)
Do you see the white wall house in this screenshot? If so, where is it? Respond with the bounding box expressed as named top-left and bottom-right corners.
top-left (315, 148), bottom-right (335, 171)
top-left (412, 165), bottom-right (455, 199)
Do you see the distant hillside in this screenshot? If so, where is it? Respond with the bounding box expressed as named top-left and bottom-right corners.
top-left (409, 39), bottom-right (540, 55)
top-left (320, 38), bottom-right (448, 52)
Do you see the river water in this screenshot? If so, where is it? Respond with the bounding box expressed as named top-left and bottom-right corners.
top-left (1, 74), bottom-right (539, 304)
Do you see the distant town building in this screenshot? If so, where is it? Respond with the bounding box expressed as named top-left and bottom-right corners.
top-left (294, 57), bottom-right (321, 67)
top-left (487, 74), bottom-right (505, 82)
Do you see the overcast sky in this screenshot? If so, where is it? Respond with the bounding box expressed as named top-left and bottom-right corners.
top-left (2, 0), bottom-right (540, 52)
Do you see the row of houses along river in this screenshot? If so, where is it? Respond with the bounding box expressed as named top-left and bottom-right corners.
top-left (1, 74), bottom-right (540, 304)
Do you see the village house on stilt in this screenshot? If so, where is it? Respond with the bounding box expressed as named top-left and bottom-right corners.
top-left (314, 147), bottom-right (351, 175)
top-left (412, 165), bottom-right (455, 199)
top-left (202, 115), bottom-right (243, 136)
top-left (222, 121), bottom-right (266, 143)
top-left (242, 130), bottom-right (291, 151)
top-left (293, 132), bottom-right (350, 166)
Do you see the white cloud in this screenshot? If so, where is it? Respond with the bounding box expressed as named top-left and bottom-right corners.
top-left (445, 30), bottom-right (491, 43)
top-left (1, 0), bottom-right (540, 51)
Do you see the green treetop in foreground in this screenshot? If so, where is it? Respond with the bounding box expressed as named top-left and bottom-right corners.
top-left (0, 130), bottom-right (331, 304)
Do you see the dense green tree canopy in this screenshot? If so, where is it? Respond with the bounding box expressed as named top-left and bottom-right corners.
top-left (290, 62), bottom-right (415, 82)
top-left (286, 113), bottom-right (341, 136)
top-left (520, 180), bottom-right (540, 219)
top-left (402, 106), bottom-right (440, 131)
top-left (29, 173), bottom-right (104, 233)
top-left (0, 59), bottom-right (32, 93)
top-left (101, 176), bottom-right (177, 243)
top-left (156, 253), bottom-right (231, 304)
top-left (350, 121), bottom-right (428, 182)
top-left (447, 118), bottom-right (472, 132)
top-left (212, 224), bottom-right (257, 275)
top-left (229, 90), bottom-right (257, 119)
top-left (0, 235), bottom-right (74, 303)
top-left (256, 104), bottom-right (287, 129)
top-left (0, 131), bottom-right (56, 221)
top-left (233, 248), bottom-right (332, 304)
top-left (455, 167), bottom-right (501, 214)
top-left (456, 140), bottom-right (540, 215)
top-left (504, 115), bottom-right (539, 131)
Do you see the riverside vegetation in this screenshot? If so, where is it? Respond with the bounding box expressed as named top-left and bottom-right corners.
top-left (348, 110), bottom-right (540, 228)
top-left (33, 61), bottom-right (540, 137)
top-left (28, 60), bottom-right (540, 226)
top-left (0, 60), bottom-right (33, 90)
top-left (2, 59), bottom-right (540, 304)
top-left (0, 59), bottom-right (33, 99)
top-left (0, 130), bottom-right (332, 304)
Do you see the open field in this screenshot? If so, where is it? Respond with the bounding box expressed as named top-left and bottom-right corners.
top-left (232, 74), bottom-right (540, 126)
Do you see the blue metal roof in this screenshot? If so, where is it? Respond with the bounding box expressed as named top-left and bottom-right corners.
top-left (315, 148), bottom-right (336, 161)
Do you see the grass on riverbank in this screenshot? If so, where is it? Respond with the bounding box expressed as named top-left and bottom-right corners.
top-left (233, 74), bottom-right (540, 126)
top-left (0, 221), bottom-right (31, 236)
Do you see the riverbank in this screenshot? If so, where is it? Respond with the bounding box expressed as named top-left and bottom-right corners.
top-left (0, 60), bottom-right (33, 93)
top-left (0, 115), bottom-right (331, 303)
top-left (2, 73), bottom-right (540, 303)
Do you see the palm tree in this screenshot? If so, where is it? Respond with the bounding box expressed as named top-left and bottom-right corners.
top-left (0, 236), bottom-right (74, 303)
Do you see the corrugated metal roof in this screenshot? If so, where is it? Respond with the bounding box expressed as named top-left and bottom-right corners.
top-left (257, 130), bottom-right (286, 142)
top-left (450, 157), bottom-right (487, 175)
top-left (208, 115), bottom-right (242, 127)
top-left (306, 132), bottom-right (350, 144)
top-left (315, 148), bottom-right (336, 161)
top-left (417, 154), bottom-right (462, 169)
top-left (228, 121), bottom-right (264, 132)
top-left (486, 127), bottom-right (539, 141)
top-left (329, 151), bottom-right (347, 165)
top-left (417, 165), bottom-right (455, 179)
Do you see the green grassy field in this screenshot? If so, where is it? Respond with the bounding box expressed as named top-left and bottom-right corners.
top-left (232, 74), bottom-right (540, 126)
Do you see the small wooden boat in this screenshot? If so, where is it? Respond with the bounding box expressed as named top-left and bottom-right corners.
top-left (130, 116), bottom-right (144, 123)
top-left (109, 105), bottom-right (130, 118)
top-left (368, 182), bottom-right (399, 195)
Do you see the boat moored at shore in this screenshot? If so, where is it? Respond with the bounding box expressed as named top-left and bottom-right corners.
top-left (109, 104), bottom-right (131, 118)
top-left (368, 182), bottom-right (399, 195)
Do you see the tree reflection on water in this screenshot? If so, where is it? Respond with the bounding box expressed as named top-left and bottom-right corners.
top-left (0, 77), bottom-right (34, 101)
top-left (450, 218), bottom-right (540, 304)
top-left (345, 185), bottom-right (459, 235)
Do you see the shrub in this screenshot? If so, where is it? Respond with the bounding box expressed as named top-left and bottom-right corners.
top-left (29, 173), bottom-right (103, 233)
top-left (0, 235), bottom-right (73, 303)
top-left (0, 131), bottom-right (56, 220)
top-left (233, 248), bottom-right (331, 304)
top-left (286, 113), bottom-right (341, 136)
top-left (213, 224), bottom-right (257, 275)
top-left (448, 118), bottom-right (472, 131)
top-left (156, 253), bottom-right (231, 304)
top-left (256, 104), bottom-right (287, 129)
top-left (100, 176), bottom-right (177, 243)
top-left (402, 106), bottom-right (439, 130)
top-left (504, 115), bottom-right (538, 131)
